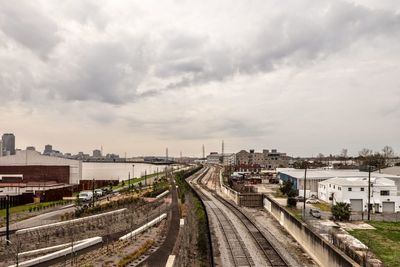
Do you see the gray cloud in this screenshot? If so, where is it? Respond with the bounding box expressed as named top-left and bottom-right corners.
top-left (2, 0), bottom-right (400, 105)
top-left (1, 0), bottom-right (400, 156)
top-left (0, 0), bottom-right (60, 59)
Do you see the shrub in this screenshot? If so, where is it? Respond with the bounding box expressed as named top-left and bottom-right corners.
top-left (117, 240), bottom-right (154, 267)
top-left (331, 202), bottom-right (351, 221)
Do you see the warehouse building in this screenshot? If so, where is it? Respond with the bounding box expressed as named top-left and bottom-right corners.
top-left (0, 150), bottom-right (82, 185)
top-left (277, 168), bottom-right (400, 199)
top-left (318, 177), bottom-right (400, 213)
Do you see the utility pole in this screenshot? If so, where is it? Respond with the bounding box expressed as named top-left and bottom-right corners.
top-left (202, 144), bottom-right (205, 159)
top-left (303, 165), bottom-right (307, 218)
top-left (368, 166), bottom-right (372, 221)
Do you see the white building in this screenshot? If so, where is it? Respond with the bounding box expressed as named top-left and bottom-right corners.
top-left (277, 168), bottom-right (400, 199)
top-left (0, 150), bottom-right (82, 184)
top-left (318, 177), bottom-right (400, 213)
top-left (206, 153), bottom-right (236, 166)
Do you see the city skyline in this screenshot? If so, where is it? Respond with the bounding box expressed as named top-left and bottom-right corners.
top-left (1, 0), bottom-right (400, 157)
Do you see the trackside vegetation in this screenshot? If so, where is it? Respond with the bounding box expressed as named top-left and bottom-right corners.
top-left (174, 166), bottom-right (211, 266)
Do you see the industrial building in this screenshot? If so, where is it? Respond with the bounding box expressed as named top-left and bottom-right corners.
top-left (277, 168), bottom-right (400, 199)
top-left (236, 149), bottom-right (289, 170)
top-left (206, 152), bottom-right (235, 165)
top-left (318, 177), bottom-right (400, 213)
top-left (0, 150), bottom-right (82, 185)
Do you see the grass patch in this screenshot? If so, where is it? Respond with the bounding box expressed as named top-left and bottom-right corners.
top-left (286, 207), bottom-right (304, 222)
top-left (112, 172), bottom-right (164, 190)
top-left (0, 200), bottom-right (70, 217)
top-left (312, 202), bottom-right (331, 212)
top-left (350, 221), bottom-right (400, 266)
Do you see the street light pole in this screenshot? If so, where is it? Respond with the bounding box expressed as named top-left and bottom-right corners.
top-left (303, 166), bottom-right (307, 218)
top-left (128, 172), bottom-right (130, 191)
top-left (132, 165), bottom-right (135, 189)
top-left (92, 179), bottom-right (95, 207)
top-left (368, 166), bottom-right (372, 221)
top-left (6, 195), bottom-right (10, 243)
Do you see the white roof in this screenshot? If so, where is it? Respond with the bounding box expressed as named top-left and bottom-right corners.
top-left (277, 168), bottom-right (400, 180)
top-left (0, 150), bottom-right (80, 166)
top-left (319, 177), bottom-right (395, 187)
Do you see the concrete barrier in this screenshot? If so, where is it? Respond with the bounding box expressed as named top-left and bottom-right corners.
top-left (10, 237), bottom-right (102, 267)
top-left (119, 213), bottom-right (167, 240)
top-left (156, 190), bottom-right (170, 199)
top-left (263, 196), bottom-right (359, 267)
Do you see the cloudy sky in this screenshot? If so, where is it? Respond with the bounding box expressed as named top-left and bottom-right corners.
top-left (1, 0), bottom-right (400, 157)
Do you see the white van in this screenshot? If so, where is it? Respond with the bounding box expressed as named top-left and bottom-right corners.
top-left (78, 191), bottom-right (93, 202)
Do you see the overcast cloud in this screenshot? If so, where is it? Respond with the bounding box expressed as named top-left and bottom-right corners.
top-left (1, 0), bottom-right (400, 157)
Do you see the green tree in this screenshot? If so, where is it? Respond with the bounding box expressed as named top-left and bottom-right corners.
top-left (280, 180), bottom-right (295, 196)
top-left (331, 202), bottom-right (351, 221)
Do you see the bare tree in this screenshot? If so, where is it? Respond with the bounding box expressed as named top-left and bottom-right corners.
top-left (382, 145), bottom-right (395, 160)
top-left (359, 148), bottom-right (373, 157)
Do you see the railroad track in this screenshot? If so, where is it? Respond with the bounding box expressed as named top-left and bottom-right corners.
top-left (204, 200), bottom-right (254, 266)
top-left (190, 166), bottom-right (288, 267)
top-left (189, 167), bottom-right (253, 266)
top-left (214, 194), bottom-right (288, 267)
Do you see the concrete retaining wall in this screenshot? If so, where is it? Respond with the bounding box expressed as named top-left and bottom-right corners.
top-left (263, 196), bottom-right (359, 267)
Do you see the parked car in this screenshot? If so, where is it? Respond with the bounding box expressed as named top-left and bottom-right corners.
top-left (94, 189), bottom-right (103, 197)
top-left (78, 191), bottom-right (93, 202)
top-left (102, 187), bottom-right (112, 195)
top-left (309, 209), bottom-right (322, 219)
top-left (306, 198), bottom-right (320, 204)
top-left (295, 196), bottom-right (305, 202)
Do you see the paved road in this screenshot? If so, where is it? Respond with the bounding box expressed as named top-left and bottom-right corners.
top-left (0, 205), bottom-right (75, 234)
top-left (140, 175), bottom-right (180, 267)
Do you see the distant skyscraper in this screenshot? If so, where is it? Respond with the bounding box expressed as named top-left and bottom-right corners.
top-left (2, 133), bottom-right (15, 155)
top-left (43, 144), bottom-right (53, 155)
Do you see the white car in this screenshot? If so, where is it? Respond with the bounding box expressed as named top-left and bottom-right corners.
top-left (78, 191), bottom-right (93, 202)
top-left (94, 189), bottom-right (103, 197)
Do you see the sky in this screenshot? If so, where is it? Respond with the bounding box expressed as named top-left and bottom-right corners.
top-left (1, 0), bottom-right (400, 157)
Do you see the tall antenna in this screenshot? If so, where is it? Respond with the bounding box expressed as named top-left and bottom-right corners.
top-left (222, 140), bottom-right (224, 155)
top-left (202, 144), bottom-right (205, 159)
top-left (166, 147), bottom-right (169, 162)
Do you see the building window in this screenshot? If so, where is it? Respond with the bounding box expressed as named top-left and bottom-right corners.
top-left (348, 187), bottom-right (352, 191)
top-left (338, 187), bottom-right (341, 191)
top-left (360, 188), bottom-right (364, 191)
top-left (380, 190), bottom-right (390, 196)
top-left (333, 185), bottom-right (335, 189)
